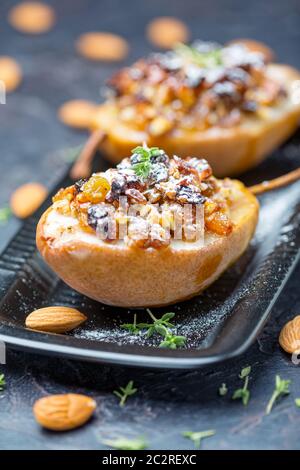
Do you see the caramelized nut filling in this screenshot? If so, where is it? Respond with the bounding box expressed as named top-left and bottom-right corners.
top-left (105, 41), bottom-right (285, 134)
top-left (53, 145), bottom-right (235, 248)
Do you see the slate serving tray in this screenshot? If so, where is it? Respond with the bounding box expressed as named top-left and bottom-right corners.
top-left (0, 140), bottom-right (299, 369)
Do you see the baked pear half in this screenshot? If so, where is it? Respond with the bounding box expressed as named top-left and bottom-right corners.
top-left (90, 40), bottom-right (300, 177)
top-left (37, 145), bottom-right (259, 307)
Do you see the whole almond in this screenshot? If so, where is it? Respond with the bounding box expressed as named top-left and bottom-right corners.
top-left (10, 182), bottom-right (47, 218)
top-left (0, 56), bottom-right (22, 92)
top-left (33, 394), bottom-right (96, 431)
top-left (58, 99), bottom-right (98, 129)
top-left (146, 17), bottom-right (190, 49)
top-left (76, 32), bottom-right (129, 62)
top-left (25, 306), bottom-right (87, 333)
top-left (279, 315), bottom-right (300, 354)
top-left (8, 2), bottom-right (56, 34)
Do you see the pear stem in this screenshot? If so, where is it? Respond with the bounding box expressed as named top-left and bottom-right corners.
top-left (70, 129), bottom-right (106, 180)
top-left (249, 167), bottom-right (300, 195)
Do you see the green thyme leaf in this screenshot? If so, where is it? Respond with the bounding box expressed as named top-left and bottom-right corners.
top-left (146, 309), bottom-right (186, 349)
top-left (145, 325), bottom-right (156, 338)
top-left (120, 323), bottom-right (139, 334)
top-left (103, 436), bottom-right (148, 450)
top-left (182, 430), bottom-right (215, 449)
top-left (232, 366), bottom-right (251, 406)
top-left (219, 383), bottom-right (228, 396)
top-left (239, 366), bottom-right (251, 379)
top-left (266, 375), bottom-right (291, 415)
top-left (0, 374), bottom-right (6, 391)
top-left (159, 334), bottom-right (186, 349)
top-left (146, 309), bottom-right (175, 330)
top-left (232, 388), bottom-right (250, 406)
top-left (120, 314), bottom-right (141, 334)
top-left (161, 312), bottom-right (176, 322)
top-left (113, 380), bottom-right (137, 407)
top-left (133, 161), bottom-right (152, 179)
top-left (131, 144), bottom-right (164, 179)
top-left (154, 324), bottom-right (169, 336)
top-left (120, 309), bottom-right (186, 349)
top-left (295, 398), bottom-right (300, 408)
top-left (175, 43), bottom-right (222, 68)
top-left (0, 207), bottom-right (12, 224)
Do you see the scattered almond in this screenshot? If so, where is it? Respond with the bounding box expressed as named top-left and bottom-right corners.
top-left (10, 183), bottom-right (47, 218)
top-left (227, 38), bottom-right (275, 63)
top-left (58, 99), bottom-right (98, 129)
top-left (146, 17), bottom-right (190, 49)
top-left (279, 315), bottom-right (300, 354)
top-left (76, 32), bottom-right (129, 62)
top-left (8, 1), bottom-right (55, 34)
top-left (33, 394), bottom-right (96, 431)
top-left (25, 306), bottom-right (87, 333)
top-left (0, 56), bottom-right (22, 93)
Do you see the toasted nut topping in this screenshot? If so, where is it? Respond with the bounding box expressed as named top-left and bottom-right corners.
top-left (148, 116), bottom-right (173, 136)
top-left (8, 2), bottom-right (55, 34)
top-left (0, 56), bottom-right (22, 92)
top-left (76, 32), bottom-right (129, 62)
top-left (10, 183), bottom-right (47, 218)
top-left (25, 306), bottom-right (87, 333)
top-left (58, 100), bottom-right (98, 129)
top-left (146, 17), bottom-right (190, 49)
top-left (279, 315), bottom-right (300, 354)
top-left (227, 38), bottom-right (275, 63)
top-left (33, 394), bottom-right (96, 431)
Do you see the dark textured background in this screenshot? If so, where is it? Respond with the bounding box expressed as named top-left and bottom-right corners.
top-left (0, 0), bottom-right (300, 450)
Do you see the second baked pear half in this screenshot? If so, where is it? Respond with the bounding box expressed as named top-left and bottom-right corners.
top-left (91, 40), bottom-right (300, 176)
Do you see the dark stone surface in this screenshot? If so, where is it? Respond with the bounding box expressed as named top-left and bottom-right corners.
top-left (0, 0), bottom-right (300, 450)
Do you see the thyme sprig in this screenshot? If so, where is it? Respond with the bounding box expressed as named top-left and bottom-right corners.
top-left (182, 430), bottom-right (215, 449)
top-left (144, 309), bottom-right (176, 338)
top-left (219, 383), bottom-right (228, 396)
top-left (121, 309), bottom-right (186, 349)
top-left (0, 207), bottom-right (11, 224)
top-left (131, 144), bottom-right (164, 179)
top-left (103, 435), bottom-right (148, 450)
top-left (265, 375), bottom-right (291, 415)
top-left (232, 366), bottom-right (251, 406)
top-left (113, 380), bottom-right (137, 407)
top-left (159, 333), bottom-right (186, 349)
top-left (175, 43), bottom-right (222, 68)
top-left (0, 374), bottom-right (6, 391)
top-left (120, 313), bottom-right (141, 335)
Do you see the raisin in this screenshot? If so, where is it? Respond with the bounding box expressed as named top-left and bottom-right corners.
top-left (225, 68), bottom-right (250, 87)
top-left (130, 153), bottom-right (143, 165)
top-left (150, 152), bottom-right (169, 165)
top-left (107, 174), bottom-right (127, 201)
top-left (242, 100), bottom-right (258, 112)
top-left (176, 186), bottom-right (205, 205)
top-left (212, 81), bottom-right (241, 104)
top-left (87, 204), bottom-right (109, 231)
top-left (74, 178), bottom-right (87, 193)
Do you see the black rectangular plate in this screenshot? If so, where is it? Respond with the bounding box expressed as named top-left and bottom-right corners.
top-left (0, 139), bottom-right (300, 369)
